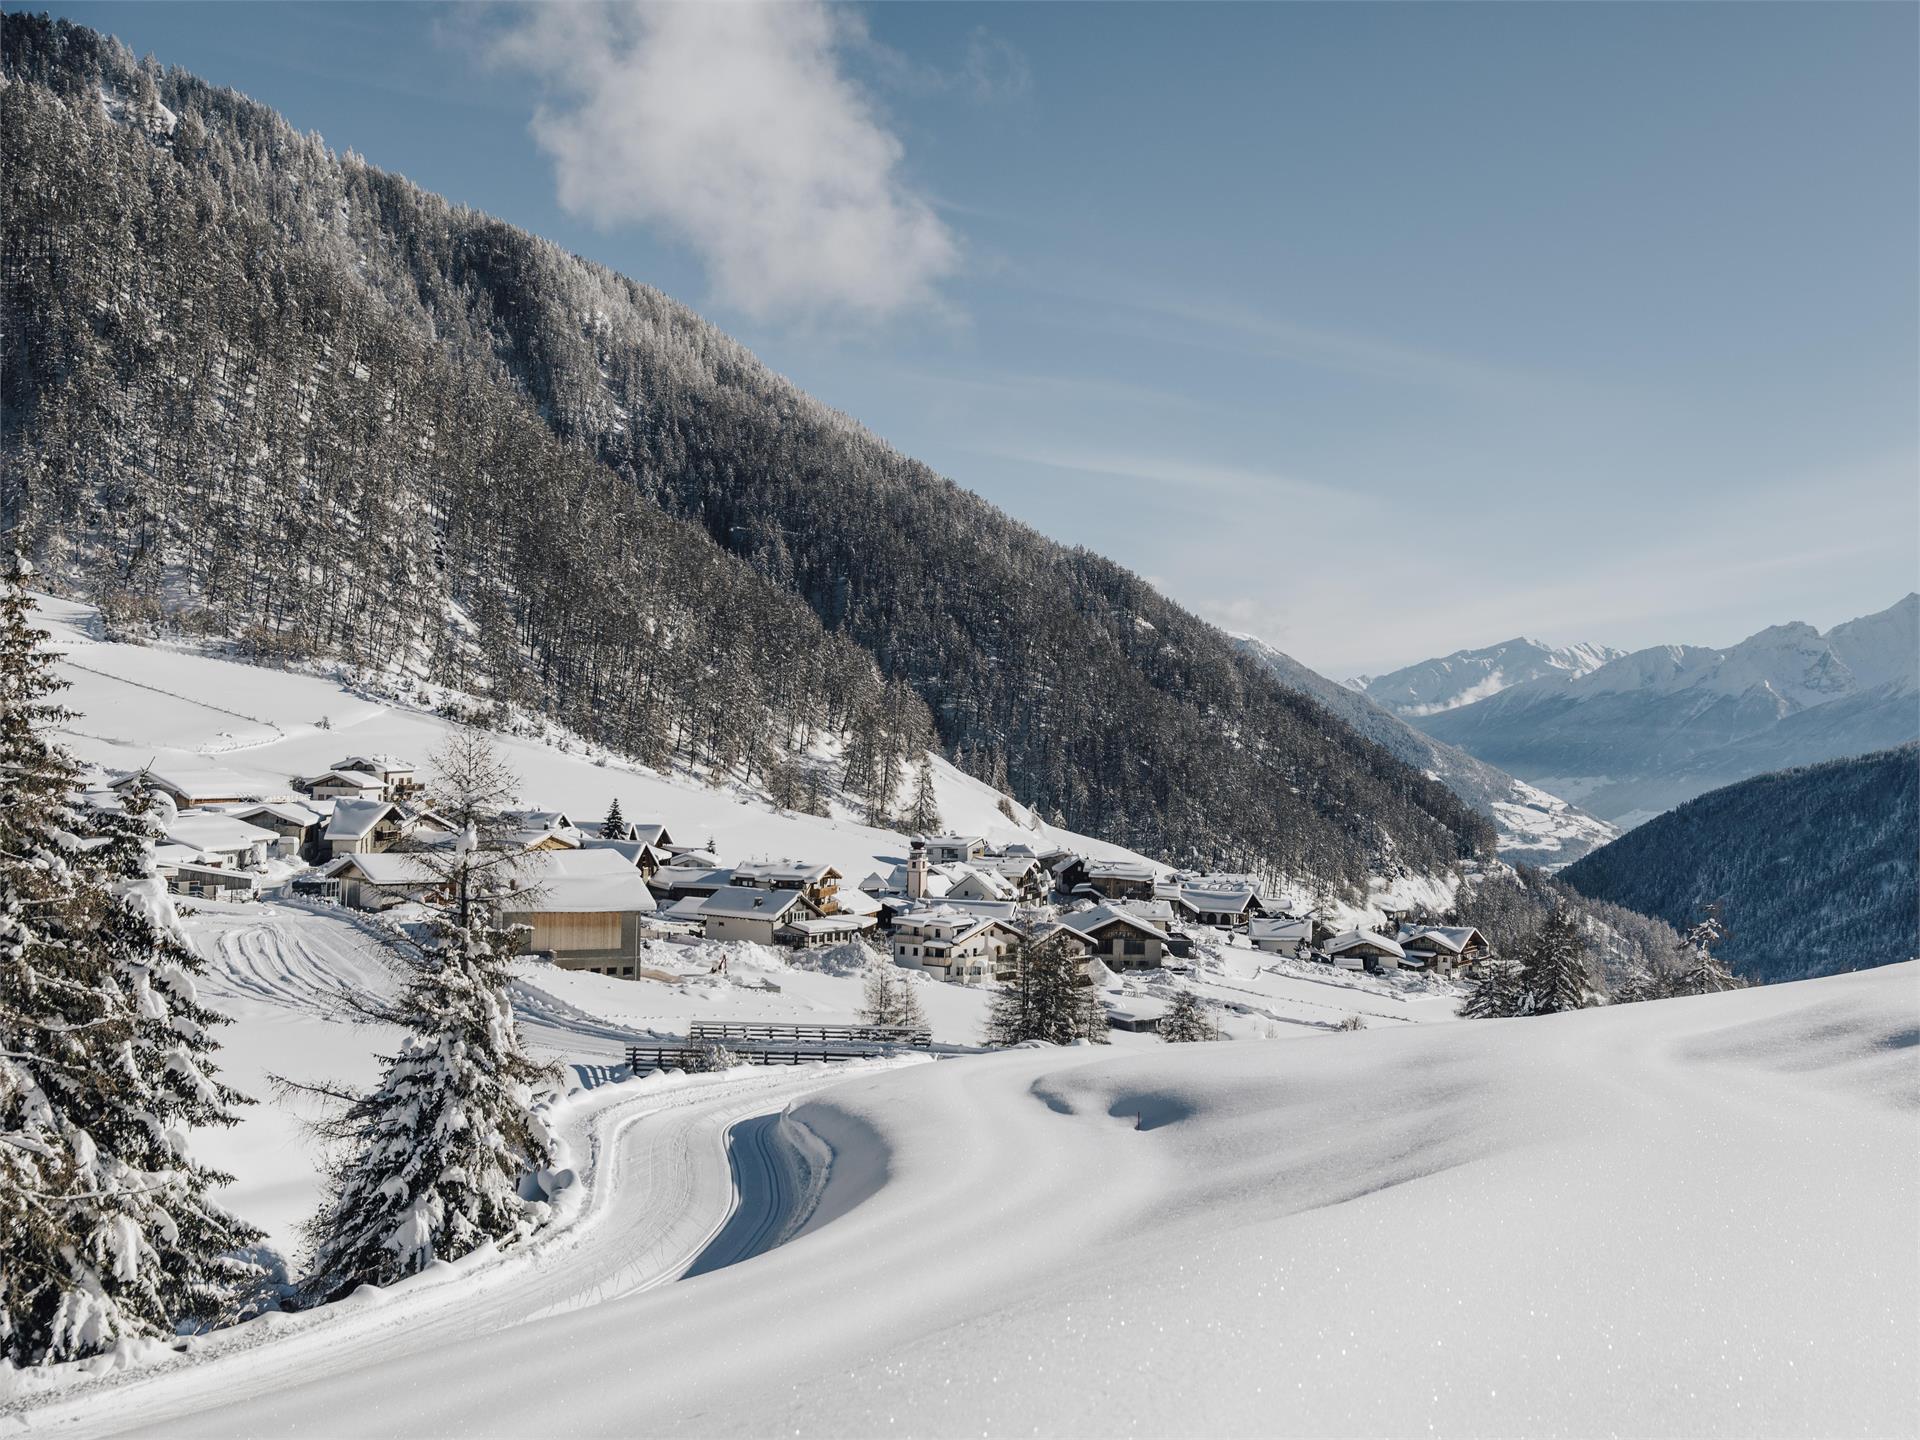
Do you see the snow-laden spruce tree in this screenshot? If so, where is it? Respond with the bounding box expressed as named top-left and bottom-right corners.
top-left (903, 756), bottom-right (941, 835)
top-left (1518, 908), bottom-right (1593, 1015)
top-left (987, 931), bottom-right (1108, 1046)
top-left (1, 569), bottom-right (257, 1362)
top-left (1158, 987), bottom-right (1219, 1042)
top-left (598, 797), bottom-right (625, 840)
top-left (301, 732), bottom-right (555, 1305)
top-left (1672, 916), bottom-right (1741, 995)
top-left (80, 778), bottom-right (263, 1330)
top-left (1612, 955), bottom-right (1672, 1005)
top-left (301, 829), bottom-right (556, 1304)
top-left (1457, 953), bottom-right (1531, 1018)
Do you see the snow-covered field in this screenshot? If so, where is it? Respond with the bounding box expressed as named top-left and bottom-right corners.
top-left (12, 598), bottom-right (1915, 1437)
top-left (12, 958), bottom-right (1914, 1438)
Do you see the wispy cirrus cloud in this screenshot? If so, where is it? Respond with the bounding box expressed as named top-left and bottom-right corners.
top-left (491, 2), bottom-right (959, 323)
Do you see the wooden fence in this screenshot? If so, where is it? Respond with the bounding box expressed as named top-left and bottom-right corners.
top-left (625, 1045), bottom-right (876, 1073)
top-left (687, 1021), bottom-right (932, 1048)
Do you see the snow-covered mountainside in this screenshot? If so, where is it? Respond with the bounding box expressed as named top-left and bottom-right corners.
top-left (1561, 745), bottom-right (1919, 984)
top-left (1239, 637), bottom-right (1617, 867)
top-left (15, 957), bottom-right (1914, 1438)
top-left (1414, 594), bottom-right (1920, 826)
top-left (0, 15), bottom-right (1495, 896)
top-left (1351, 637), bottom-right (1623, 717)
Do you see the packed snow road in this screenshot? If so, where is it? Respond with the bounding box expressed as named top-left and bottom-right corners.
top-left (2, 1061), bottom-right (898, 1438)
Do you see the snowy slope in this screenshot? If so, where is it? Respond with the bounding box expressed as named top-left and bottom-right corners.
top-left (1415, 594), bottom-right (1920, 826)
top-left (36, 594), bottom-right (1146, 884)
top-left (13, 964), bottom-right (1914, 1438)
top-left (1239, 636), bottom-right (1618, 867)
top-left (1351, 636), bottom-right (1623, 717)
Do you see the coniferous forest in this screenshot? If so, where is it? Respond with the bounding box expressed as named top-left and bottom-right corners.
top-left (0, 16), bottom-right (1496, 897)
top-left (1560, 746), bottom-right (1919, 982)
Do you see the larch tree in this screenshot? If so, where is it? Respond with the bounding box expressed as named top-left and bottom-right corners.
top-left (904, 756), bottom-right (941, 836)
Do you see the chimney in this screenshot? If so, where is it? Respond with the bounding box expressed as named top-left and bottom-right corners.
top-left (907, 838), bottom-right (928, 901)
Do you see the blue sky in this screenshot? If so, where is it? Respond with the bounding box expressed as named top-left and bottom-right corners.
top-left (34, 1), bottom-right (1918, 677)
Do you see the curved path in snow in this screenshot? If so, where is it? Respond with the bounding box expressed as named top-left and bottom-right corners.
top-left (2, 1062), bottom-right (888, 1438)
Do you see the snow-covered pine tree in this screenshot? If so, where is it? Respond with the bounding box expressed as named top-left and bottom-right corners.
top-left (1158, 986), bottom-right (1219, 1042)
top-left (987, 931), bottom-right (1108, 1046)
top-left (1613, 951), bottom-right (1680, 1004)
top-left (598, 798), bottom-right (625, 840)
top-left (1, 561), bottom-right (130, 1363)
top-left (300, 841), bottom-right (556, 1305)
top-left (1673, 916), bottom-right (1741, 995)
top-left (2, 568), bottom-right (258, 1362)
top-left (79, 777), bottom-right (263, 1332)
top-left (1518, 908), bottom-right (1593, 1015)
top-left (1457, 953), bottom-right (1530, 1018)
top-left (904, 756), bottom-right (941, 835)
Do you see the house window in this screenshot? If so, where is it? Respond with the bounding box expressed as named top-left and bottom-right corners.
top-left (1124, 939), bottom-right (1146, 956)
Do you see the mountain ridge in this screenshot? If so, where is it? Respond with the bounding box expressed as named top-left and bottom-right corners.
top-left (1411, 594), bottom-right (1919, 826)
top-left (1236, 635), bottom-right (1617, 867)
top-left (1351, 636), bottom-right (1624, 718)
top-left (1560, 745), bottom-right (1919, 983)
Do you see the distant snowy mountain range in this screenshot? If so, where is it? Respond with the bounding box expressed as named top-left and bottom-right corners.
top-left (1350, 638), bottom-right (1624, 718)
top-left (1238, 637), bottom-right (1618, 868)
top-left (1403, 594), bottom-right (1919, 828)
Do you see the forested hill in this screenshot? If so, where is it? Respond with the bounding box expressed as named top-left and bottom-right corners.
top-left (1560, 746), bottom-right (1919, 983)
top-left (1, 15), bottom-right (1494, 893)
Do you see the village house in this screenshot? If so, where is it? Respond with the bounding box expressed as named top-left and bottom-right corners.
top-left (1324, 929), bottom-right (1407, 972)
top-left (647, 864), bottom-right (735, 905)
top-left (774, 914), bottom-right (878, 949)
top-left (891, 906), bottom-right (1024, 985)
top-left (729, 859), bottom-right (844, 914)
top-left (324, 799), bottom-right (407, 857)
top-left (1159, 881), bottom-right (1262, 929)
top-left (939, 862), bottom-right (1019, 904)
top-left (162, 810), bottom-right (279, 873)
top-left (580, 835), bottom-right (672, 879)
top-left (1063, 903), bottom-right (1169, 971)
top-left (329, 754), bottom-right (419, 800)
top-left (1076, 858), bottom-right (1159, 902)
top-left (502, 848), bottom-right (660, 977)
top-left (697, 885), bottom-right (819, 947)
top-left (1248, 916), bottom-right (1317, 955)
top-left (923, 835), bottom-right (988, 865)
top-left (226, 800), bottom-right (330, 862)
top-left (303, 768), bottom-right (389, 802)
top-left (321, 851), bottom-right (437, 911)
top-left (978, 852), bottom-right (1046, 900)
top-left (504, 810), bottom-right (584, 851)
top-left (112, 766), bottom-right (265, 808)
top-left (1397, 924), bottom-right (1491, 976)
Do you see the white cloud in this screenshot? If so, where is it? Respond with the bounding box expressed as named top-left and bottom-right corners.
top-left (493, 1), bottom-right (959, 322)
